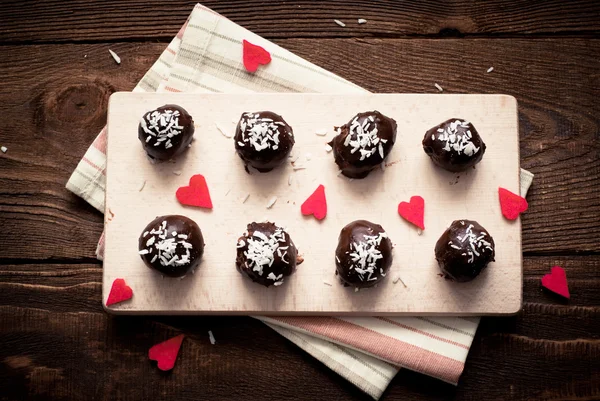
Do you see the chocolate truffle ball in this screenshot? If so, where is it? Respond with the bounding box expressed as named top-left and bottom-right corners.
top-left (234, 111), bottom-right (295, 172)
top-left (138, 215), bottom-right (204, 278)
top-left (422, 118), bottom-right (486, 172)
top-left (236, 222), bottom-right (301, 287)
top-left (335, 220), bottom-right (393, 288)
top-left (138, 104), bottom-right (195, 162)
top-left (329, 111), bottom-right (397, 179)
top-left (435, 219), bottom-right (495, 282)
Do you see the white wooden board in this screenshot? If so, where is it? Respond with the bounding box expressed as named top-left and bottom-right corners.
top-left (104, 93), bottom-right (522, 315)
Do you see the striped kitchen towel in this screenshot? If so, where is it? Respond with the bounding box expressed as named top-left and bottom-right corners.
top-left (66, 4), bottom-right (534, 399)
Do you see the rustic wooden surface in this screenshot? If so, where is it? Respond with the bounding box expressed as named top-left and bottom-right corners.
top-left (0, 1), bottom-right (598, 400)
top-left (104, 93), bottom-right (522, 316)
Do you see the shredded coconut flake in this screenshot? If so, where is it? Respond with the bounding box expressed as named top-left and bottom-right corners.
top-left (216, 122), bottom-right (233, 138)
top-left (344, 114), bottom-right (385, 161)
top-left (325, 144), bottom-right (333, 153)
top-left (347, 231), bottom-right (388, 282)
top-left (315, 129), bottom-right (328, 136)
top-left (237, 112), bottom-right (291, 152)
top-left (487, 66), bottom-right (494, 73)
top-left (358, 18), bottom-right (367, 24)
top-left (392, 275), bottom-right (407, 287)
top-left (266, 196), bottom-right (278, 209)
top-left (208, 330), bottom-right (216, 345)
top-left (140, 221), bottom-right (194, 267)
top-left (323, 281), bottom-right (333, 286)
top-left (1, 146), bottom-right (7, 153)
top-left (435, 83), bottom-right (443, 92)
top-left (334, 19), bottom-right (346, 27)
top-left (288, 175), bottom-right (293, 186)
top-left (244, 226), bottom-right (288, 276)
top-left (435, 119), bottom-right (480, 156)
top-left (108, 49), bottom-right (121, 64)
top-left (172, 170), bottom-right (182, 176)
top-left (457, 224), bottom-right (494, 263)
top-left (140, 107), bottom-right (184, 150)
top-left (293, 165), bottom-right (306, 171)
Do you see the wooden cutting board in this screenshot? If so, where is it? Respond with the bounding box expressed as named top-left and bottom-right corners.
top-left (104, 93), bottom-right (522, 315)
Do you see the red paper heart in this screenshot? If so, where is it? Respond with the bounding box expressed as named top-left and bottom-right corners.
top-left (148, 334), bottom-right (185, 371)
top-left (498, 187), bottom-right (528, 220)
top-left (541, 266), bottom-right (570, 299)
top-left (242, 40), bottom-right (271, 73)
top-left (176, 174), bottom-right (213, 209)
top-left (106, 278), bottom-right (133, 306)
top-left (301, 184), bottom-right (327, 220)
top-left (397, 195), bottom-right (425, 230)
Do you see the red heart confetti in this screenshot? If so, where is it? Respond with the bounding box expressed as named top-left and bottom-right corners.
top-left (242, 40), bottom-right (271, 73)
top-left (498, 187), bottom-right (528, 220)
top-left (106, 278), bottom-right (133, 306)
top-left (301, 184), bottom-right (327, 220)
top-left (148, 334), bottom-right (185, 371)
top-left (541, 266), bottom-right (570, 299)
top-left (176, 174), bottom-right (213, 209)
top-left (397, 195), bottom-right (425, 230)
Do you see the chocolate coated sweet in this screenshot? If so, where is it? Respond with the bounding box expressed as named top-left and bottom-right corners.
top-left (138, 215), bottom-right (204, 278)
top-left (236, 222), bottom-right (301, 287)
top-left (234, 111), bottom-right (295, 172)
top-left (422, 118), bottom-right (486, 172)
top-left (329, 111), bottom-right (397, 178)
top-left (435, 219), bottom-right (495, 282)
top-left (335, 220), bottom-right (393, 288)
top-left (138, 104), bottom-right (195, 162)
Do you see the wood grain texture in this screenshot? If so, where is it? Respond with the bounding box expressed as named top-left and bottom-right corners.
top-left (0, 5), bottom-right (599, 397)
top-left (1, 0), bottom-right (599, 43)
top-left (0, 38), bottom-right (597, 264)
top-left (0, 256), bottom-right (598, 400)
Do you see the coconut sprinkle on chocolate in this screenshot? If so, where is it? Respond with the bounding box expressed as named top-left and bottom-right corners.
top-left (138, 220), bottom-right (194, 267)
top-left (435, 83), bottom-right (443, 92)
top-left (238, 112), bottom-right (289, 152)
top-left (456, 224), bottom-right (494, 263)
top-left (436, 119), bottom-right (480, 156)
top-left (140, 108), bottom-right (184, 149)
top-left (345, 115), bottom-right (388, 161)
top-left (244, 227), bottom-right (288, 276)
top-left (334, 19), bottom-right (346, 27)
top-left (348, 231), bottom-right (388, 281)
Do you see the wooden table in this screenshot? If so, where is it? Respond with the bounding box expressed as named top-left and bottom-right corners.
top-left (0, 1), bottom-right (598, 400)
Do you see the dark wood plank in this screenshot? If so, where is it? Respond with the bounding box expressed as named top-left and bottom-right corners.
top-left (0, 0), bottom-right (599, 43)
top-left (0, 38), bottom-right (598, 262)
top-left (0, 256), bottom-right (598, 400)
